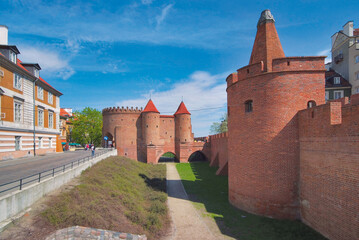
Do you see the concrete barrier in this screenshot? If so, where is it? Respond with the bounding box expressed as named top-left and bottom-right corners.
top-left (0, 149), bottom-right (117, 231)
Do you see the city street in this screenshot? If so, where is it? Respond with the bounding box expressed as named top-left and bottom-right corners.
top-left (0, 149), bottom-right (107, 185)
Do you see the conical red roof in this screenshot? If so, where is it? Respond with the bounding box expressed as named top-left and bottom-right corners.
top-left (174, 101), bottom-right (190, 115)
top-left (142, 99), bottom-right (159, 113)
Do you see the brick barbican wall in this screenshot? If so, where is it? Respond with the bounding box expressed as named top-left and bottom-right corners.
top-left (102, 106), bottom-right (205, 163)
top-left (298, 95), bottom-right (359, 240)
top-left (208, 132), bottom-right (228, 175)
top-left (227, 57), bottom-right (326, 220)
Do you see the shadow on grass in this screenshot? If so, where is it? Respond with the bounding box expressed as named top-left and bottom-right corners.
top-left (174, 162), bottom-right (327, 240)
top-left (139, 173), bottom-right (166, 192)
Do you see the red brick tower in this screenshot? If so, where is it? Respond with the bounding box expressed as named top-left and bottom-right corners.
top-left (226, 10), bottom-right (326, 219)
top-left (102, 106), bottom-right (142, 160)
top-left (141, 99), bottom-right (160, 146)
top-left (174, 101), bottom-right (193, 162)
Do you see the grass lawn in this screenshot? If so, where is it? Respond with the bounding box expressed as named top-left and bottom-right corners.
top-left (176, 162), bottom-right (327, 240)
top-left (42, 156), bottom-right (169, 240)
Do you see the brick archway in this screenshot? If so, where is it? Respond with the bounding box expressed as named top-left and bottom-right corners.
top-left (157, 152), bottom-right (179, 163)
top-left (188, 150), bottom-right (208, 162)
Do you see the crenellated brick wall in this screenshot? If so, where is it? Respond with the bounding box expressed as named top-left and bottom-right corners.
top-left (207, 132), bottom-right (228, 175)
top-left (298, 95), bottom-right (359, 240)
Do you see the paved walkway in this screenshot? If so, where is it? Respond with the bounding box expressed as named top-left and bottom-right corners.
top-left (165, 163), bottom-right (216, 240)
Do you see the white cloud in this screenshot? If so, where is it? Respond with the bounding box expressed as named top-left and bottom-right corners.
top-left (156, 4), bottom-right (174, 28)
top-left (141, 0), bottom-right (154, 5)
top-left (116, 70), bottom-right (229, 136)
top-left (317, 48), bottom-right (331, 64)
top-left (18, 46), bottom-right (75, 80)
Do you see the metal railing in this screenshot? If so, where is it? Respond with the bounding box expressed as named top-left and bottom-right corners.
top-left (0, 148), bottom-right (113, 196)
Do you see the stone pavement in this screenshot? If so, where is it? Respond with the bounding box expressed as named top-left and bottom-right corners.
top-left (165, 163), bottom-right (216, 240)
top-left (45, 226), bottom-right (147, 240)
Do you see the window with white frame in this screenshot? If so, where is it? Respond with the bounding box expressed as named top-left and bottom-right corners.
top-left (15, 136), bottom-right (21, 151)
top-left (334, 90), bottom-right (344, 99)
top-left (325, 91), bottom-right (329, 101)
top-left (355, 55), bottom-right (359, 64)
top-left (356, 87), bottom-right (359, 94)
top-left (49, 137), bottom-right (52, 148)
top-left (37, 86), bottom-right (43, 100)
top-left (48, 92), bottom-right (53, 104)
top-left (38, 137), bottom-right (42, 148)
top-left (10, 51), bottom-right (17, 63)
top-left (356, 72), bottom-right (359, 80)
top-left (334, 77), bottom-right (340, 84)
top-left (34, 69), bottom-right (39, 78)
top-left (49, 111), bottom-right (53, 128)
top-left (14, 101), bottom-right (22, 123)
top-left (13, 73), bottom-right (22, 90)
top-left (38, 108), bottom-right (44, 127)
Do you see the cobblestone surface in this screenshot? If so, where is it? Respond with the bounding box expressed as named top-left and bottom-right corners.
top-left (45, 226), bottom-right (147, 240)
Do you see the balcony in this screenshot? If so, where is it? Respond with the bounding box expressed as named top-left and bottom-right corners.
top-left (334, 53), bottom-right (343, 63)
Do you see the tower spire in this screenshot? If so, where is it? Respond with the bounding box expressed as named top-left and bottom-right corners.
top-left (249, 9), bottom-right (285, 72)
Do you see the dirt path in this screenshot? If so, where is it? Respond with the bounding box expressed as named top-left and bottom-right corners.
top-left (164, 163), bottom-right (217, 240)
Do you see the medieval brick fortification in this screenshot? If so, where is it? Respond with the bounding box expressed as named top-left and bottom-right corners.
top-left (103, 9), bottom-right (358, 239)
top-left (207, 9), bottom-right (358, 240)
top-left (102, 100), bottom-right (205, 163)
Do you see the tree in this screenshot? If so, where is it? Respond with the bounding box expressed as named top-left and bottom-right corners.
top-left (209, 113), bottom-right (228, 134)
top-left (71, 107), bottom-right (102, 146)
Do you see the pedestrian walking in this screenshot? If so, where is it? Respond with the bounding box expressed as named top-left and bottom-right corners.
top-left (91, 144), bottom-right (95, 157)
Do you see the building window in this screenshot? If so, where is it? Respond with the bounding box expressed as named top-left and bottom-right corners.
top-left (333, 90), bottom-right (344, 99)
top-left (38, 137), bottom-right (42, 148)
top-left (14, 101), bottom-right (22, 123)
top-left (37, 86), bottom-right (43, 100)
top-left (14, 73), bottom-right (22, 90)
top-left (325, 91), bottom-right (329, 101)
top-left (34, 69), bottom-right (39, 78)
top-left (48, 92), bottom-right (53, 104)
top-left (245, 100), bottom-right (253, 113)
top-left (356, 72), bottom-right (359, 80)
top-left (307, 101), bottom-right (316, 108)
top-left (10, 51), bottom-right (17, 63)
top-left (49, 137), bottom-right (52, 148)
top-left (49, 112), bottom-right (53, 128)
top-left (38, 108), bottom-right (44, 127)
top-left (356, 87), bottom-right (359, 94)
top-left (355, 55), bottom-right (359, 64)
top-left (15, 136), bottom-right (21, 151)
top-left (334, 77), bottom-right (340, 84)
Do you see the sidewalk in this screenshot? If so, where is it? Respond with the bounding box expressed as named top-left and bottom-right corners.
top-left (165, 163), bottom-right (216, 240)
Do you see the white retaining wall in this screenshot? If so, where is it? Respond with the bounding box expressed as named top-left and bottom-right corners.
top-left (0, 149), bottom-right (117, 230)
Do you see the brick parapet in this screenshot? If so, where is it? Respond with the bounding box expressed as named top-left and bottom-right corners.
top-left (227, 57), bottom-right (326, 89)
top-left (102, 106), bottom-right (143, 114)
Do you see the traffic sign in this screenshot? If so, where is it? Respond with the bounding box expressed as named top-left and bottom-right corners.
top-left (104, 136), bottom-right (108, 140)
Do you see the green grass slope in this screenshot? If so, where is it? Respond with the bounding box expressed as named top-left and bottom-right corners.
top-left (42, 156), bottom-right (168, 240)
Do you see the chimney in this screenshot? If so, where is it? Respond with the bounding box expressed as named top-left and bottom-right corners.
top-left (343, 21), bottom-right (353, 37)
top-left (249, 10), bottom-right (285, 72)
top-left (0, 25), bottom-right (8, 45)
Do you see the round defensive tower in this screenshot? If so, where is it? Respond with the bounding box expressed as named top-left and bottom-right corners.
top-left (141, 99), bottom-right (160, 146)
top-left (227, 10), bottom-right (326, 219)
top-left (102, 106), bottom-right (142, 159)
top-left (174, 101), bottom-right (192, 162)
top-left (174, 101), bottom-right (192, 144)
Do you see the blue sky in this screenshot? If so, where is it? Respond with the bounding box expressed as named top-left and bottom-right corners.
top-left (1, 0), bottom-right (358, 136)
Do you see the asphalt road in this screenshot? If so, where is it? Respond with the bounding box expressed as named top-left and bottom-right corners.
top-left (0, 149), bottom-right (107, 185)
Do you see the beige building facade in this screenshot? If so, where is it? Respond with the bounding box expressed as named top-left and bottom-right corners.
top-left (331, 21), bottom-right (359, 95)
top-left (0, 25), bottom-right (62, 160)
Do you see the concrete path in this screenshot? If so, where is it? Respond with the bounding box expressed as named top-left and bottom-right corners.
top-left (165, 163), bottom-right (216, 240)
